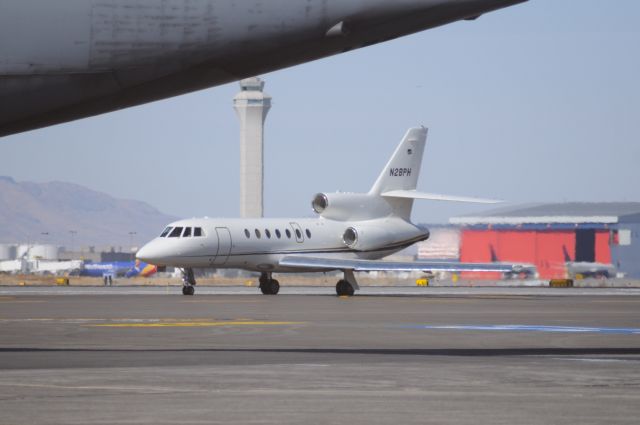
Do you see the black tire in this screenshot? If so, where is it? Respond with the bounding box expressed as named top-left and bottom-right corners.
top-left (345, 283), bottom-right (355, 296)
top-left (260, 279), bottom-right (280, 295)
top-left (270, 279), bottom-right (280, 295)
top-left (336, 280), bottom-right (354, 297)
top-left (182, 286), bottom-right (195, 296)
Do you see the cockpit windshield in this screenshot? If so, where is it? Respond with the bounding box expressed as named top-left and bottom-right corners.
top-left (160, 226), bottom-right (204, 238)
top-left (168, 227), bottom-right (183, 237)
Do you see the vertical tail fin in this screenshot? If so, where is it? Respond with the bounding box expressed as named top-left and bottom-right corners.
top-left (369, 127), bottom-right (428, 195)
top-left (369, 127), bottom-right (428, 220)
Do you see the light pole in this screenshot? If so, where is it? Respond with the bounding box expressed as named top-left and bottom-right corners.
top-left (69, 230), bottom-right (77, 253)
top-left (128, 231), bottom-right (137, 259)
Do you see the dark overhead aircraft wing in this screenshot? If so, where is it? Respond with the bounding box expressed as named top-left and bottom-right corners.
top-left (0, 0), bottom-right (529, 137)
top-left (279, 256), bottom-right (520, 273)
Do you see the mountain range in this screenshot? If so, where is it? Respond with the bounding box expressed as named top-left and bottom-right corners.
top-left (0, 176), bottom-right (177, 248)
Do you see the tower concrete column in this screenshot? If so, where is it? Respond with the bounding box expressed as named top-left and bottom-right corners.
top-left (233, 77), bottom-right (271, 218)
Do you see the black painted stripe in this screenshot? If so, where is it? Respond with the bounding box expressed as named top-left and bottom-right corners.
top-left (169, 234), bottom-right (427, 260)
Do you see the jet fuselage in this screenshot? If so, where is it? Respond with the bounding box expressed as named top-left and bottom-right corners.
top-left (136, 217), bottom-right (428, 273)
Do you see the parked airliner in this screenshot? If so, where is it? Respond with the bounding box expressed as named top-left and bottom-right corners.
top-left (137, 127), bottom-right (519, 296)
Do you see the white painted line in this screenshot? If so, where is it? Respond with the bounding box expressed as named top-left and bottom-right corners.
top-left (395, 324), bottom-right (640, 335)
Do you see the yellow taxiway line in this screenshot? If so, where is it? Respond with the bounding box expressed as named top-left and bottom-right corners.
top-left (0, 297), bottom-right (45, 303)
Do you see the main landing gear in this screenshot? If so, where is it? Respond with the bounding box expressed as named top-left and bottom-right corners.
top-left (335, 269), bottom-right (359, 297)
top-left (181, 268), bottom-right (196, 296)
top-left (259, 272), bottom-right (280, 295)
top-left (336, 280), bottom-right (355, 297)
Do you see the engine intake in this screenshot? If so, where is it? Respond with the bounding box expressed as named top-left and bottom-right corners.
top-left (342, 227), bottom-right (358, 247)
top-left (312, 193), bottom-right (329, 214)
top-left (341, 223), bottom-right (397, 251)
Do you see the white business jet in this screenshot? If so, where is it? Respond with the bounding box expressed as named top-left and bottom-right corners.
top-left (137, 127), bottom-right (518, 296)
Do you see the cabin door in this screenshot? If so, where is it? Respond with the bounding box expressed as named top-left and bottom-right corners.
top-left (212, 227), bottom-right (232, 265)
top-left (289, 222), bottom-right (304, 243)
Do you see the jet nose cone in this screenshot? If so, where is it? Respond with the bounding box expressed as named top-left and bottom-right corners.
top-left (136, 242), bottom-right (158, 263)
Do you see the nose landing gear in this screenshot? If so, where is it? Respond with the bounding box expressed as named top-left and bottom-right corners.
top-left (181, 268), bottom-right (196, 296)
top-left (259, 272), bottom-right (280, 295)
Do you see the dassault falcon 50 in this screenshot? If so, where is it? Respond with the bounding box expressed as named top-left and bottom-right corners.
top-left (0, 0), bottom-right (527, 137)
top-left (137, 127), bottom-right (521, 296)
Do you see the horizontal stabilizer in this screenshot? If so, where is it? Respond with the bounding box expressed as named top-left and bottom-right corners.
top-left (382, 190), bottom-right (502, 204)
top-left (280, 256), bottom-right (519, 273)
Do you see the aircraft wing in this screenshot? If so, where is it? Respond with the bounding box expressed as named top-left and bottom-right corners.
top-left (279, 256), bottom-right (520, 273)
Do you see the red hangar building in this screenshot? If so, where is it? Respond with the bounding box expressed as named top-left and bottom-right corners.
top-left (449, 203), bottom-right (640, 280)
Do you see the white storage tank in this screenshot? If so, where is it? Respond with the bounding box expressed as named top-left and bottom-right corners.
top-left (16, 244), bottom-right (30, 259)
top-left (0, 244), bottom-right (16, 260)
top-left (17, 244), bottom-right (60, 260)
top-left (30, 244), bottom-right (60, 260)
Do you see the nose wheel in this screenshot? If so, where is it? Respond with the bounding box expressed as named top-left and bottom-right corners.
top-left (259, 273), bottom-right (280, 295)
top-left (181, 268), bottom-right (196, 296)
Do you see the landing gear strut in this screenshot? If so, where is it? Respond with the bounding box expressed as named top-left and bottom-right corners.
top-left (259, 272), bottom-right (280, 295)
top-left (335, 269), bottom-right (359, 297)
top-left (181, 268), bottom-right (196, 296)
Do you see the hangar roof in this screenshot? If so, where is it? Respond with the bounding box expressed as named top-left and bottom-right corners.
top-left (450, 202), bottom-right (640, 226)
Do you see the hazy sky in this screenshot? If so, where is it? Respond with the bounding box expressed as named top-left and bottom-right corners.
top-left (1, 0), bottom-right (639, 228)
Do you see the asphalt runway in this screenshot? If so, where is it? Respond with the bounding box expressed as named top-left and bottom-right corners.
top-left (1, 287), bottom-right (639, 424)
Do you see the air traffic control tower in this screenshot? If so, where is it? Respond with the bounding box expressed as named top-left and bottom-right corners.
top-left (233, 77), bottom-right (271, 218)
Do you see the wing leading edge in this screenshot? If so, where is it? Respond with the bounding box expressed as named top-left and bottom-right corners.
top-left (279, 256), bottom-right (521, 273)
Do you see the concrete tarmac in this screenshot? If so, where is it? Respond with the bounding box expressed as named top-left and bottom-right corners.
top-left (1, 287), bottom-right (639, 424)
